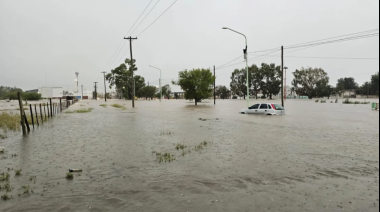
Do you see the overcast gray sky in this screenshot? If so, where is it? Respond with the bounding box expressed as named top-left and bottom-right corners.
top-left (0, 0), bottom-right (379, 93)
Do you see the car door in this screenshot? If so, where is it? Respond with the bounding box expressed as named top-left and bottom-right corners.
top-left (248, 104), bottom-right (260, 114)
top-left (258, 104), bottom-right (269, 114)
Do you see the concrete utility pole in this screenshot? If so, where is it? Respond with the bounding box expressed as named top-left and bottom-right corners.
top-left (149, 65), bottom-right (162, 102)
top-left (81, 85), bottom-right (83, 100)
top-left (284, 67), bottom-right (288, 101)
top-left (101, 72), bottom-right (107, 102)
top-left (124, 36), bottom-right (138, 108)
top-left (94, 82), bottom-right (98, 100)
top-left (75, 72), bottom-right (79, 93)
top-left (222, 27), bottom-right (249, 108)
top-left (281, 46), bottom-right (284, 107)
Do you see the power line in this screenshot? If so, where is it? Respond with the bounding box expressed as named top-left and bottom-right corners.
top-left (254, 29), bottom-right (379, 53)
top-left (216, 54), bottom-right (243, 69)
top-left (216, 49), bottom-right (281, 70)
top-left (284, 33), bottom-right (379, 50)
top-left (130, 0), bottom-right (161, 36)
top-left (99, 1), bottom-right (155, 75)
top-left (284, 56), bottom-right (379, 60)
top-left (126, 0), bottom-right (154, 36)
top-left (137, 0), bottom-right (179, 37)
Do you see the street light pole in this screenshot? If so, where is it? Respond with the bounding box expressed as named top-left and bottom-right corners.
top-left (149, 65), bottom-right (162, 102)
top-left (223, 27), bottom-right (249, 108)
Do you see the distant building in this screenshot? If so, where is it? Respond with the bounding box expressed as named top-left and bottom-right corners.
top-left (342, 89), bottom-right (356, 98)
top-left (38, 87), bottom-right (63, 99)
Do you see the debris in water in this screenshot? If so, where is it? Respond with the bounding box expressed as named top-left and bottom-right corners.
top-left (69, 169), bottom-right (82, 172)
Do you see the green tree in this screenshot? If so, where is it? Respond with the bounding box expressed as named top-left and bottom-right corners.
top-left (215, 85), bottom-right (231, 99)
top-left (0, 86), bottom-right (22, 100)
top-left (106, 58), bottom-right (145, 99)
top-left (161, 84), bottom-right (172, 100)
top-left (261, 63), bottom-right (281, 99)
top-left (250, 64), bottom-right (263, 99)
top-left (173, 68), bottom-right (215, 105)
top-left (137, 86), bottom-right (157, 100)
top-left (371, 72), bottom-right (379, 95)
top-left (230, 69), bottom-right (245, 98)
top-left (292, 67), bottom-right (330, 99)
top-left (336, 77), bottom-right (358, 92)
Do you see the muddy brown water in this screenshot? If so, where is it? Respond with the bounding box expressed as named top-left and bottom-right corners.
top-left (0, 99), bottom-right (379, 212)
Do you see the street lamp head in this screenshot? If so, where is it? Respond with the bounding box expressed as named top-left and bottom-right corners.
top-left (222, 27), bottom-right (228, 30)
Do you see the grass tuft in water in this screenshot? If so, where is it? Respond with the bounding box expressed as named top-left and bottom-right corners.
top-left (21, 185), bottom-right (32, 194)
top-left (315, 100), bottom-right (319, 103)
top-left (100, 104), bottom-right (107, 108)
top-left (343, 98), bottom-right (370, 104)
top-left (65, 108), bottom-right (94, 114)
top-left (155, 152), bottom-right (176, 163)
top-left (0, 182), bottom-right (13, 192)
top-left (66, 173), bottom-right (74, 180)
top-left (1, 194), bottom-right (12, 201)
top-left (111, 104), bottom-right (127, 110)
top-left (175, 143), bottom-right (187, 150)
top-left (15, 169), bottom-right (21, 176)
top-left (0, 172), bottom-right (10, 181)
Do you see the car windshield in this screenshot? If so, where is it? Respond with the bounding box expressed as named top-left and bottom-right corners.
top-left (273, 104), bottom-right (284, 110)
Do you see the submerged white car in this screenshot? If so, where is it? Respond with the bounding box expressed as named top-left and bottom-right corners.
top-left (240, 103), bottom-right (285, 115)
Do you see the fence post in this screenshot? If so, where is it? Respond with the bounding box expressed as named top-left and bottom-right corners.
top-left (17, 92), bottom-right (27, 135)
top-left (29, 104), bottom-right (35, 129)
top-left (60, 99), bottom-right (62, 112)
top-left (35, 104), bottom-right (39, 126)
top-left (44, 105), bottom-right (47, 119)
top-left (24, 111), bottom-right (30, 133)
top-left (40, 104), bottom-right (43, 124)
top-left (49, 98), bottom-right (53, 117)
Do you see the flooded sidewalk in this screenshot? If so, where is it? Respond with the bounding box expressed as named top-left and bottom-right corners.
top-left (0, 99), bottom-right (379, 212)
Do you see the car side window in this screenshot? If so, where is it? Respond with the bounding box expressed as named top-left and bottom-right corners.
top-left (268, 104), bottom-right (272, 109)
top-left (250, 104), bottom-right (260, 109)
top-left (260, 104), bottom-right (268, 109)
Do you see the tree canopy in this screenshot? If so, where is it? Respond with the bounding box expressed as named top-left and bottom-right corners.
top-left (292, 67), bottom-right (330, 99)
top-left (336, 77), bottom-right (358, 91)
top-left (215, 85), bottom-right (230, 99)
top-left (173, 68), bottom-right (215, 105)
top-left (105, 58), bottom-right (145, 99)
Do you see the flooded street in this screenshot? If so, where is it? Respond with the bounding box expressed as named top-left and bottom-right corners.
top-left (0, 99), bottom-right (379, 212)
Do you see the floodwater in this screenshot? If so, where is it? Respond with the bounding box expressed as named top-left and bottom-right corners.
top-left (0, 99), bottom-right (379, 212)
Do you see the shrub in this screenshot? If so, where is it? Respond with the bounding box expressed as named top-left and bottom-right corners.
top-left (22, 93), bottom-right (42, 101)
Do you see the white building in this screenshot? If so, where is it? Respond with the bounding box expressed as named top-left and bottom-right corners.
top-left (38, 87), bottom-right (63, 98)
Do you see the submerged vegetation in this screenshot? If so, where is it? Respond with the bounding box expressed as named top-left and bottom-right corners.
top-left (343, 98), bottom-right (370, 104)
top-left (100, 104), bottom-right (107, 108)
top-left (66, 173), bottom-right (73, 180)
top-left (65, 108), bottom-right (93, 114)
top-left (111, 104), bottom-right (127, 110)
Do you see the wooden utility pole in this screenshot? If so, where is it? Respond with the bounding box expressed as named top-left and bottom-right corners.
top-left (124, 36), bottom-right (138, 108)
top-left (281, 46), bottom-right (284, 107)
top-left (94, 82), bottom-right (98, 100)
top-left (17, 92), bottom-right (27, 135)
top-left (214, 66), bottom-right (216, 105)
top-left (101, 72), bottom-right (107, 102)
